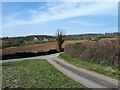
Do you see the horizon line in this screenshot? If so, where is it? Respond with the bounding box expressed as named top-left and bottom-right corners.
top-left (1, 32), bottom-right (119, 38)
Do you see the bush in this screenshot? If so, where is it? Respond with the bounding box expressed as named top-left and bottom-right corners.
top-left (64, 38), bottom-right (120, 67)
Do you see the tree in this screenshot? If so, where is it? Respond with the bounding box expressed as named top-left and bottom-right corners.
top-left (56, 29), bottom-right (65, 52)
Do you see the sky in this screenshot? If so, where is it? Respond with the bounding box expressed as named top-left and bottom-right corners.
top-left (2, 2), bottom-right (118, 37)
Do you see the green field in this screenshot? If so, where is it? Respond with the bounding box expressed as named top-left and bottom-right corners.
top-left (58, 54), bottom-right (119, 79)
top-left (2, 59), bottom-right (86, 88)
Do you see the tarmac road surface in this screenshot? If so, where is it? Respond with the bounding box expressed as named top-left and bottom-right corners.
top-left (46, 57), bottom-right (118, 89)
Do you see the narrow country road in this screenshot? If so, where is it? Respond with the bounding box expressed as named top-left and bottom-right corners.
top-left (1, 53), bottom-right (119, 89)
top-left (46, 57), bottom-right (118, 89)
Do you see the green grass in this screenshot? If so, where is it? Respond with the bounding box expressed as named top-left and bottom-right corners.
top-left (58, 54), bottom-right (119, 79)
top-left (2, 59), bottom-right (86, 88)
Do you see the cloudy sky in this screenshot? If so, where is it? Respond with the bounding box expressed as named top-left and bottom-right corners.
top-left (2, 2), bottom-right (118, 37)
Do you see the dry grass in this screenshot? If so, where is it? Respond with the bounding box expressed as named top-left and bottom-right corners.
top-left (64, 37), bottom-right (120, 66)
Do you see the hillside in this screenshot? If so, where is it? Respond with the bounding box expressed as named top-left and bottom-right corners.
top-left (1, 33), bottom-right (119, 49)
top-left (3, 40), bottom-right (89, 55)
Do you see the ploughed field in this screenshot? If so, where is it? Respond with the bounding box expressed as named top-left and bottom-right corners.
top-left (2, 40), bottom-right (89, 55)
top-left (2, 37), bottom-right (118, 55)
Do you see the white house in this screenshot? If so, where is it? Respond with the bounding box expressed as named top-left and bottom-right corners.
top-left (33, 37), bottom-right (38, 41)
top-left (43, 37), bottom-right (48, 41)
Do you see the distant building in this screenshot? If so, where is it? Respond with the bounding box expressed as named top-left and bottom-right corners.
top-left (33, 37), bottom-right (38, 41)
top-left (43, 37), bottom-right (48, 41)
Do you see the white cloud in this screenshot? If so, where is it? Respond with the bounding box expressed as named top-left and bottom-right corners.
top-left (69, 20), bottom-right (107, 27)
top-left (3, 2), bottom-right (117, 28)
top-left (38, 6), bottom-right (45, 10)
top-left (28, 10), bottom-right (38, 14)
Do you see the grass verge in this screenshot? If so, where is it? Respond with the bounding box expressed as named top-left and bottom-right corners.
top-left (58, 54), bottom-right (119, 79)
top-left (2, 59), bottom-right (86, 88)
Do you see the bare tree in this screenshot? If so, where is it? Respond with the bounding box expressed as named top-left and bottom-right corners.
top-left (56, 29), bottom-right (65, 52)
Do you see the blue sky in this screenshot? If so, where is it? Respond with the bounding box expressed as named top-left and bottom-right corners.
top-left (2, 2), bottom-right (118, 37)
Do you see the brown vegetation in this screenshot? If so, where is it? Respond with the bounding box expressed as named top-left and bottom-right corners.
top-left (64, 37), bottom-right (120, 66)
top-left (1, 40), bottom-right (8, 47)
top-left (2, 40), bottom-right (89, 55)
top-left (100, 37), bottom-right (118, 41)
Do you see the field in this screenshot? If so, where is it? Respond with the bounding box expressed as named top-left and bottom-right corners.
top-left (2, 59), bottom-right (85, 88)
top-left (3, 40), bottom-right (89, 55)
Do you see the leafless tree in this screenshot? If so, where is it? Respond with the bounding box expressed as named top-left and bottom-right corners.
top-left (56, 29), bottom-right (65, 52)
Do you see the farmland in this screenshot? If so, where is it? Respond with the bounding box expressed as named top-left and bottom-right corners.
top-left (2, 36), bottom-right (119, 55)
top-left (2, 59), bottom-right (85, 88)
top-left (2, 33), bottom-right (119, 56)
top-left (2, 33), bottom-right (119, 49)
top-left (2, 40), bottom-right (89, 55)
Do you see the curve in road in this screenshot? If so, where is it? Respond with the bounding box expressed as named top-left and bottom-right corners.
top-left (1, 53), bottom-right (119, 89)
top-left (46, 57), bottom-right (118, 89)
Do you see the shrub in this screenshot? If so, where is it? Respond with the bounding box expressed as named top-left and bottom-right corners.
top-left (64, 38), bottom-right (120, 67)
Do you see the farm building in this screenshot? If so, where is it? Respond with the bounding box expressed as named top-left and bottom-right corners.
top-left (33, 37), bottom-right (38, 41)
top-left (43, 37), bottom-right (48, 41)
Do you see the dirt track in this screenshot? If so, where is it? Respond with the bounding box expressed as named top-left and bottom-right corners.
top-left (2, 40), bottom-right (89, 55)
